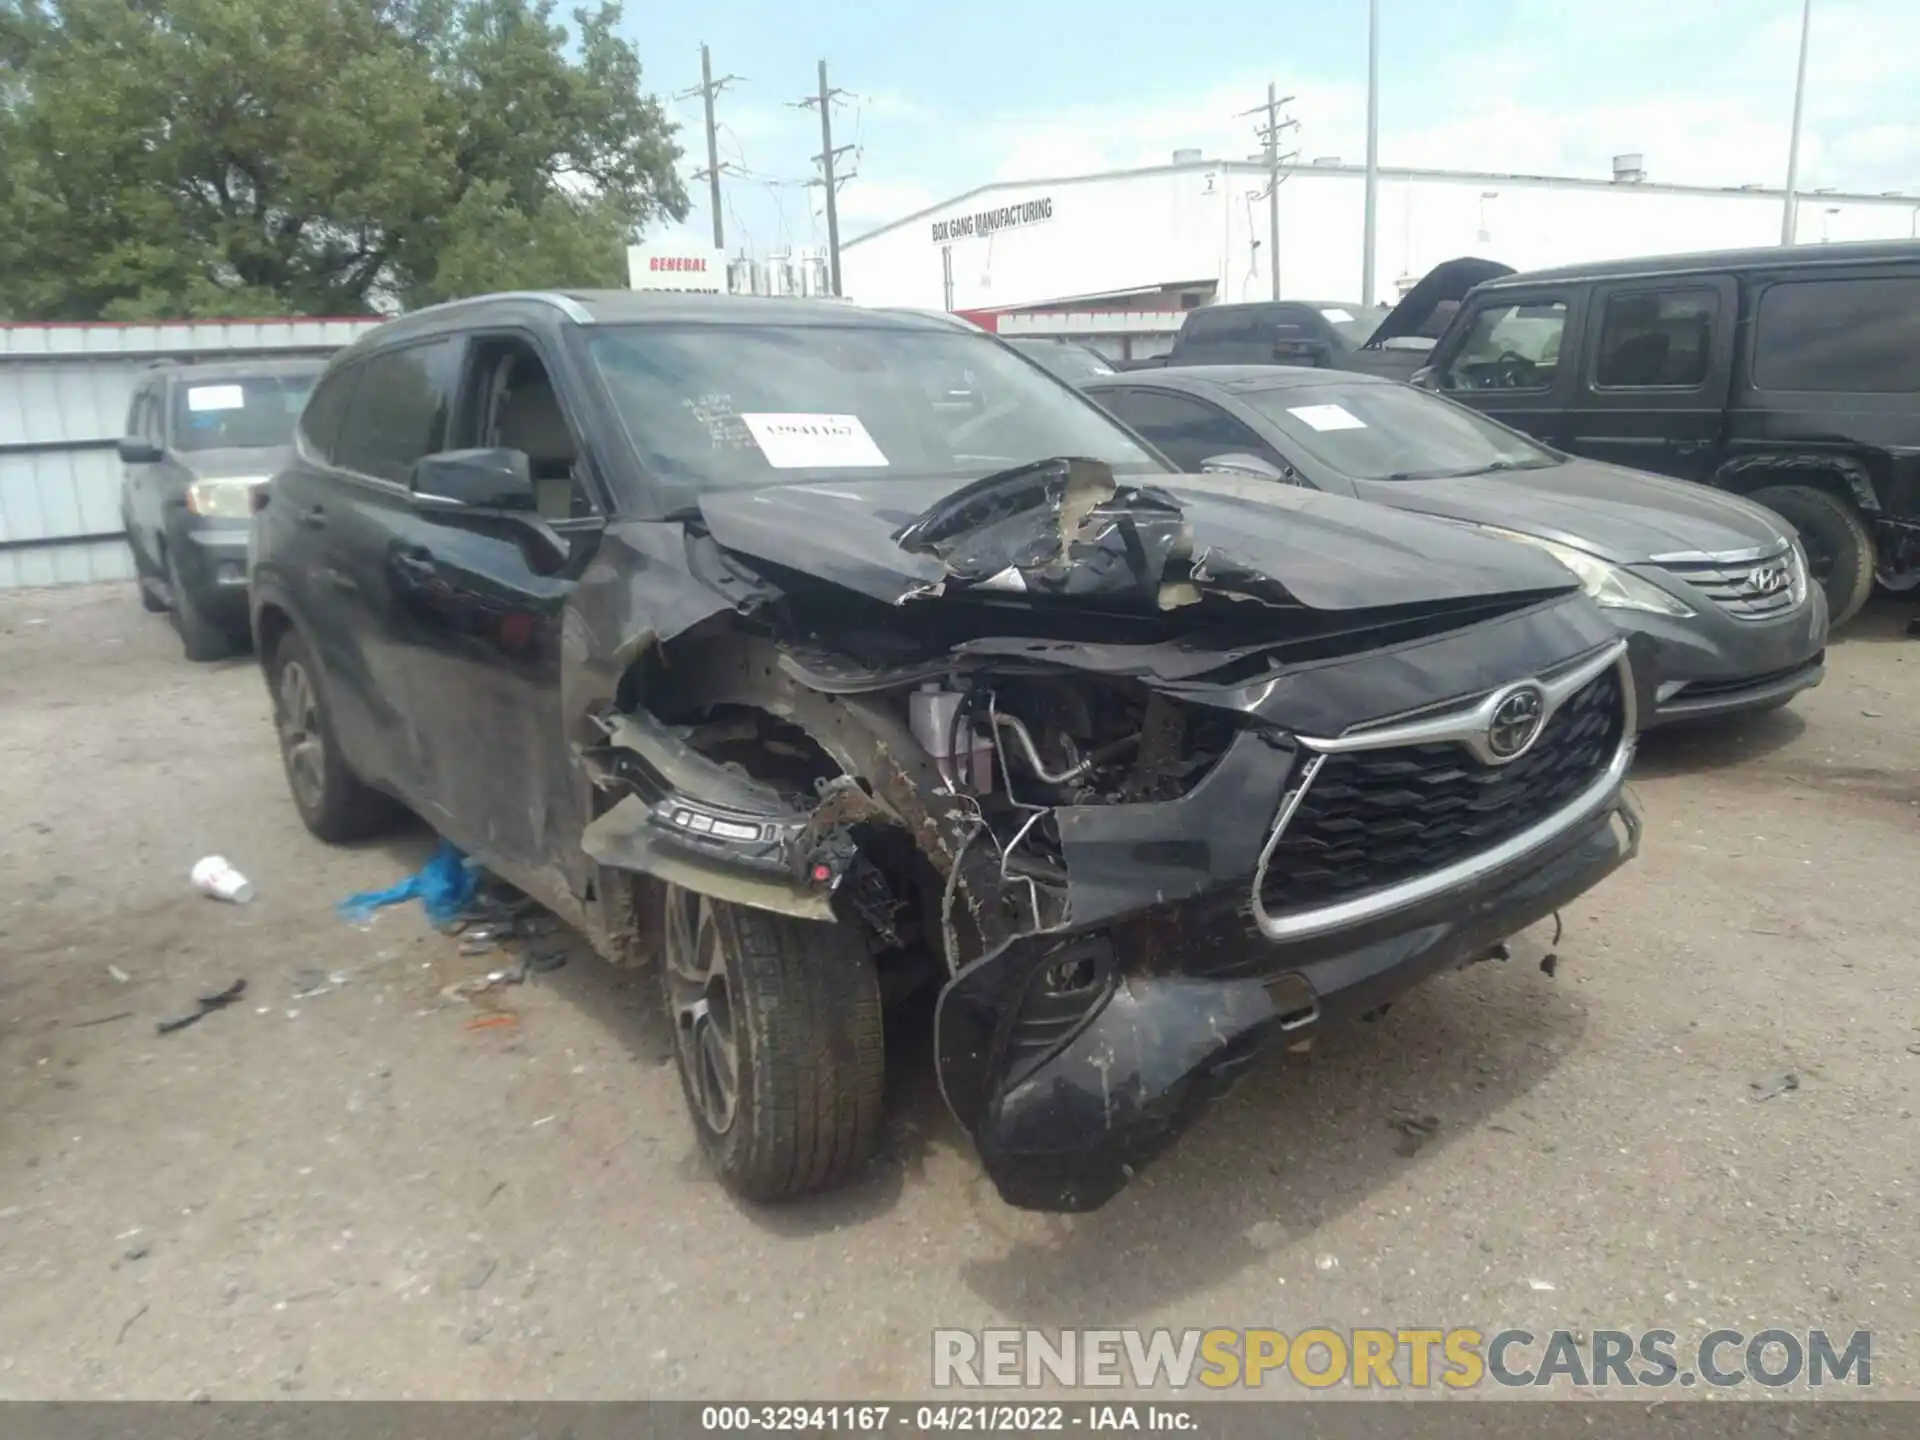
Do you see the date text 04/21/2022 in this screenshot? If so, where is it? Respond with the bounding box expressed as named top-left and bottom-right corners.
top-left (699, 1404), bottom-right (1199, 1432)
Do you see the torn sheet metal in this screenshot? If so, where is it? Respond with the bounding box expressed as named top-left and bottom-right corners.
top-left (891, 458), bottom-right (1191, 605)
top-left (695, 468), bottom-right (1577, 614)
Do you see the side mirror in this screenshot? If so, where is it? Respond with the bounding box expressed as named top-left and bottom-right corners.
top-left (1200, 452), bottom-right (1288, 481)
top-left (409, 448), bottom-right (570, 571)
top-left (409, 448), bottom-right (535, 511)
top-left (1410, 366), bottom-right (1439, 390)
top-left (117, 437), bottom-right (164, 464)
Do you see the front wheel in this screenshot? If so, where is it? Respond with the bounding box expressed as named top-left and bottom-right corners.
top-left (166, 550), bottom-right (243, 661)
top-left (661, 888), bottom-right (884, 1201)
top-left (1748, 484), bottom-right (1875, 627)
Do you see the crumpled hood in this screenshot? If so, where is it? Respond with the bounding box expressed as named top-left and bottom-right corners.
top-left (180, 444), bottom-right (293, 481)
top-left (1363, 457), bottom-right (1790, 565)
top-left (696, 466), bottom-right (1579, 611)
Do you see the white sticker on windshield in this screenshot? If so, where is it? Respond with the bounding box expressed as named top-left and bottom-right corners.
top-left (1288, 403), bottom-right (1368, 432)
top-left (186, 384), bottom-right (246, 412)
top-left (1317, 308), bottom-right (1356, 324)
top-left (741, 413), bottom-right (889, 469)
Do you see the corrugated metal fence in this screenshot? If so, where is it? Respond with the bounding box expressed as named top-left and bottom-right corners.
top-left (0, 318), bottom-right (384, 589)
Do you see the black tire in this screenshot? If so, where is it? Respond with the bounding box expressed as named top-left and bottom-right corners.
top-left (166, 549), bottom-right (242, 661)
top-left (1748, 484), bottom-right (1875, 627)
top-left (126, 524), bottom-right (169, 612)
top-left (660, 888), bottom-right (884, 1201)
top-left (267, 629), bottom-right (401, 843)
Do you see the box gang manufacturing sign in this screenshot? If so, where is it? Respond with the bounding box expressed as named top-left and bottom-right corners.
top-left (626, 242), bottom-right (725, 293)
top-left (931, 195), bottom-right (1055, 244)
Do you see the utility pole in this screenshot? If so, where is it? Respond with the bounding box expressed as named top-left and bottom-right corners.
top-left (1781, 0), bottom-right (1814, 245)
top-left (1361, 0), bottom-right (1381, 306)
top-left (674, 44), bottom-right (741, 250)
top-left (1239, 84), bottom-right (1297, 301)
top-left (796, 60), bottom-right (856, 296)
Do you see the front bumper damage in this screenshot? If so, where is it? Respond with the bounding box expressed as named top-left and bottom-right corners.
top-left (573, 459), bottom-right (1644, 1212)
top-left (938, 747), bottom-right (1639, 1213)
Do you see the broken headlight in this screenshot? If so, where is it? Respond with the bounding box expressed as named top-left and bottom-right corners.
top-left (1477, 525), bottom-right (1693, 618)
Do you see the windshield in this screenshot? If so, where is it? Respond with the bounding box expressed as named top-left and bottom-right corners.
top-left (1007, 338), bottom-right (1116, 381)
top-left (586, 322), bottom-right (1161, 496)
top-left (1238, 381), bottom-right (1558, 481)
top-left (1316, 304), bottom-right (1392, 346)
top-left (170, 373), bottom-right (316, 452)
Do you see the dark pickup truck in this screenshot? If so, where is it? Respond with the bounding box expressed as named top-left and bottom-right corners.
top-left (1118, 259), bottom-right (1513, 380)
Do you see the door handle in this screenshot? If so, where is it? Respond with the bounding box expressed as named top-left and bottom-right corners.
top-left (297, 504), bottom-right (327, 530)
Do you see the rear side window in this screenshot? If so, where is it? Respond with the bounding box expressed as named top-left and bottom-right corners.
top-left (334, 339), bottom-right (460, 483)
top-left (1182, 308), bottom-right (1257, 344)
top-left (1752, 277), bottom-right (1920, 392)
top-left (299, 363), bottom-right (363, 464)
top-left (1098, 389), bottom-right (1271, 471)
top-left (1594, 287), bottom-right (1718, 389)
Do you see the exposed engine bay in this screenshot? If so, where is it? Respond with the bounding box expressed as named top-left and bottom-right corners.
top-left (567, 456), bottom-right (1641, 1211)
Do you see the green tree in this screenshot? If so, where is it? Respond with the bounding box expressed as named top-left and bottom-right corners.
top-left (0, 0), bottom-right (687, 319)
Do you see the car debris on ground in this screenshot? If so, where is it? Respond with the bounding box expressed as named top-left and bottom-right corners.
top-left (155, 979), bottom-right (247, 1035)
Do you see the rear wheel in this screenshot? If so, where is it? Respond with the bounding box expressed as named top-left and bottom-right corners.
top-left (661, 888), bottom-right (884, 1201)
top-left (269, 630), bottom-right (401, 843)
top-left (1749, 484), bottom-right (1875, 627)
top-left (166, 550), bottom-right (243, 661)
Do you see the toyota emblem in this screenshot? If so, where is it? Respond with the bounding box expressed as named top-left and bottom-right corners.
top-left (1747, 564), bottom-right (1791, 596)
top-left (1486, 685), bottom-right (1547, 761)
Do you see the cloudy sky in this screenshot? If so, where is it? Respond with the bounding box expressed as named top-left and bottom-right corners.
top-left (622, 0), bottom-right (1919, 255)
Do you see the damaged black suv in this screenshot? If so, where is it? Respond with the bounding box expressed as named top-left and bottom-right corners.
top-left (251, 291), bottom-right (1643, 1213)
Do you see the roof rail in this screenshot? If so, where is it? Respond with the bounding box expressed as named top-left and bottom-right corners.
top-left (396, 291), bottom-right (594, 324)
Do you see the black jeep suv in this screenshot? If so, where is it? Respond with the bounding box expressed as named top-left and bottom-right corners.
top-left (250, 291), bottom-right (1641, 1212)
top-left (1417, 240), bottom-right (1920, 626)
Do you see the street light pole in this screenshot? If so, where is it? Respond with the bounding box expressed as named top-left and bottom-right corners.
top-left (1361, 0), bottom-right (1380, 305)
top-left (1780, 0), bottom-right (1813, 246)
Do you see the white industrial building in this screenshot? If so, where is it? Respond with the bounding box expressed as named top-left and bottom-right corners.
top-left (840, 154), bottom-right (1920, 347)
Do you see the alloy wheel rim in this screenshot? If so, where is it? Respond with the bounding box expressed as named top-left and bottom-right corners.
top-left (664, 890), bottom-right (739, 1134)
top-left (277, 661), bottom-right (326, 811)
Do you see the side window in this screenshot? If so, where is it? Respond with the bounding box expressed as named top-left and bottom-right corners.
top-left (299, 362), bottom-right (364, 465)
top-left (1182, 308), bottom-right (1256, 346)
top-left (1102, 389), bottom-right (1273, 471)
top-left (1440, 299), bottom-right (1568, 393)
top-left (1593, 287), bottom-right (1719, 390)
top-left (334, 340), bottom-right (459, 483)
top-left (1752, 276), bottom-right (1920, 393)
top-left (453, 337), bottom-right (591, 521)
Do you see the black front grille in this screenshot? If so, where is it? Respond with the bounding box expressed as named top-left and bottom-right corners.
top-left (1259, 666), bottom-right (1625, 917)
top-left (1656, 550), bottom-right (1800, 620)
top-left (1675, 653), bottom-right (1822, 700)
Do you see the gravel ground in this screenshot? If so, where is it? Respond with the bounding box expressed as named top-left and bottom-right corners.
top-left (1, 582), bottom-right (1916, 1402)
